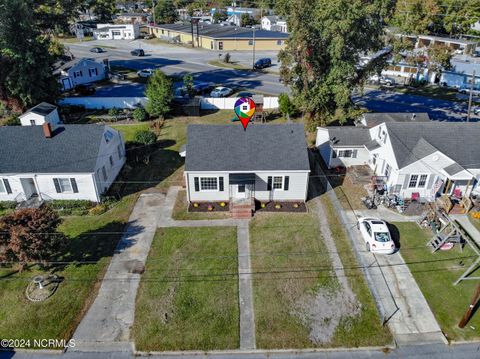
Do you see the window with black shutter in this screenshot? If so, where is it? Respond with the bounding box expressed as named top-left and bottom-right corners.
top-left (219, 177), bottom-right (224, 191)
top-left (284, 176), bottom-right (290, 191)
top-left (267, 176), bottom-right (272, 191)
top-left (3, 179), bottom-right (12, 194)
top-left (194, 177), bottom-right (199, 192)
top-left (53, 178), bottom-right (61, 193)
top-left (71, 178), bottom-right (79, 193)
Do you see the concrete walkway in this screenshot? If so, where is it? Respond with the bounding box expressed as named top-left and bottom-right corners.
top-left (451, 214), bottom-right (480, 245)
top-left (71, 193), bottom-right (165, 352)
top-left (309, 153), bottom-right (446, 346)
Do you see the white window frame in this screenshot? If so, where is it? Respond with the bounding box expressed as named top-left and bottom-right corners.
top-left (273, 176), bottom-right (284, 190)
top-left (418, 174), bottom-right (428, 188)
top-left (0, 180), bottom-right (5, 193)
top-left (199, 177), bottom-right (219, 192)
top-left (408, 174), bottom-right (419, 188)
top-left (30, 119), bottom-right (36, 125)
top-left (57, 178), bottom-right (73, 193)
top-left (409, 174), bottom-right (429, 188)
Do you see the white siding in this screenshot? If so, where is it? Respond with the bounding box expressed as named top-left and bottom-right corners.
top-left (19, 109), bottom-right (61, 126)
top-left (66, 60), bottom-right (106, 88)
top-left (185, 171), bottom-right (310, 202)
top-left (330, 147), bottom-right (369, 168)
top-left (0, 174), bottom-right (98, 202)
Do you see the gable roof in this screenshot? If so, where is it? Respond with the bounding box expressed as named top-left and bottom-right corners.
top-left (21, 102), bottom-right (57, 117)
top-left (386, 122), bottom-right (480, 169)
top-left (328, 127), bottom-right (371, 147)
top-left (185, 124), bottom-right (310, 172)
top-left (0, 124), bottom-right (108, 173)
top-left (361, 112), bottom-right (430, 128)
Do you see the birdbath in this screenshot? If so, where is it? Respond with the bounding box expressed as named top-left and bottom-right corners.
top-left (32, 275), bottom-right (45, 289)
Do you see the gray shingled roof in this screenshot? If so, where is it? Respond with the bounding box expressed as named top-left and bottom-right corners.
top-left (444, 163), bottom-right (465, 176)
top-left (0, 124), bottom-right (107, 173)
top-left (185, 124), bottom-right (310, 172)
top-left (23, 102), bottom-right (57, 116)
top-left (386, 122), bottom-right (480, 169)
top-left (328, 127), bottom-right (371, 147)
top-left (361, 112), bottom-right (430, 128)
top-left (151, 23), bottom-right (289, 39)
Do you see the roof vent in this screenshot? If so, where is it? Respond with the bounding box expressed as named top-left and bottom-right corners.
top-left (43, 122), bottom-right (52, 138)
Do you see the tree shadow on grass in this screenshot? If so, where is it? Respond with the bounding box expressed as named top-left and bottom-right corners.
top-left (50, 220), bottom-right (144, 273)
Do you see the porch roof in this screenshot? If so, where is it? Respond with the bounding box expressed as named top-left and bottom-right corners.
top-left (229, 173), bottom-right (255, 184)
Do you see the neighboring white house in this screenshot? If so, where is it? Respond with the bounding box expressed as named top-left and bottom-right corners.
top-left (356, 112), bottom-right (431, 128)
top-left (439, 59), bottom-right (480, 88)
top-left (54, 58), bottom-right (106, 91)
top-left (0, 123), bottom-right (126, 203)
top-left (261, 16), bottom-right (288, 33)
top-left (184, 124), bottom-right (310, 208)
top-left (93, 23), bottom-right (140, 40)
top-left (226, 14), bottom-right (241, 26)
top-left (316, 121), bottom-right (480, 200)
top-left (19, 102), bottom-right (61, 126)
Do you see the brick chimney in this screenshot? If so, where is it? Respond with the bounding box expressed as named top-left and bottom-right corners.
top-left (43, 122), bottom-right (52, 138)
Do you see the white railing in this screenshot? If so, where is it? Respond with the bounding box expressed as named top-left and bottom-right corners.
top-left (200, 97), bottom-right (279, 110)
top-left (14, 192), bottom-right (26, 203)
top-left (59, 97), bottom-right (147, 109)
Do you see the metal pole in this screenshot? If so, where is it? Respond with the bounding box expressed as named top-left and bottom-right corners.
top-left (191, 20), bottom-right (194, 47)
top-left (467, 70), bottom-right (475, 122)
top-left (252, 27), bottom-right (256, 69)
top-left (152, 1), bottom-right (156, 25)
top-left (458, 283), bottom-right (480, 328)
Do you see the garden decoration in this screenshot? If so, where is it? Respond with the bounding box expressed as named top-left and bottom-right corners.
top-left (25, 275), bottom-right (61, 302)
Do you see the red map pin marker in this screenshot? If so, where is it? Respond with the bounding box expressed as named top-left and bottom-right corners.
top-left (234, 98), bottom-right (256, 130)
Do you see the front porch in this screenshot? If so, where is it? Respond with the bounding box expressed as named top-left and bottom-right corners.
top-left (229, 173), bottom-right (255, 219)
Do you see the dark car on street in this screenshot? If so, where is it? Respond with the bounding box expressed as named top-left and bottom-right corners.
top-left (74, 84), bottom-right (95, 96)
top-left (130, 49), bottom-right (145, 56)
top-left (254, 58), bottom-right (272, 70)
top-left (90, 47), bottom-right (105, 53)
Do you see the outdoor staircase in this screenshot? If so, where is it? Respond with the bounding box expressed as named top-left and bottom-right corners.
top-left (230, 201), bottom-right (254, 219)
top-left (16, 196), bottom-right (44, 210)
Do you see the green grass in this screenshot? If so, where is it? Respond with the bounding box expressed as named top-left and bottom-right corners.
top-left (250, 211), bottom-right (337, 348)
top-left (321, 196), bottom-right (392, 346)
top-left (394, 85), bottom-right (464, 103)
top-left (59, 36), bottom-right (94, 43)
top-left (112, 122), bottom-right (150, 143)
top-left (394, 222), bottom-right (480, 341)
top-left (172, 190), bottom-right (230, 220)
top-left (208, 60), bottom-right (249, 70)
top-left (0, 195), bottom-right (137, 348)
top-left (133, 227), bottom-right (239, 351)
top-left (469, 217), bottom-right (480, 233)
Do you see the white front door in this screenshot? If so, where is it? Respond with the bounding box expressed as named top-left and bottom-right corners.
top-left (234, 184), bottom-right (247, 199)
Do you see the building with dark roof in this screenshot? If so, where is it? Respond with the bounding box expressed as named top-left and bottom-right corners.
top-left (357, 112), bottom-right (430, 128)
top-left (0, 124), bottom-right (125, 203)
top-left (316, 121), bottom-right (480, 201)
top-left (148, 23), bottom-right (288, 51)
top-left (19, 102), bottom-right (61, 126)
top-left (184, 124), bottom-right (310, 216)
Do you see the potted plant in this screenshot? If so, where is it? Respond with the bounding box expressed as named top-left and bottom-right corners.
top-left (207, 205), bottom-right (214, 211)
top-left (275, 203), bottom-right (282, 209)
top-left (260, 202), bottom-right (266, 208)
top-left (293, 203), bottom-right (299, 208)
top-left (220, 202), bottom-right (226, 207)
top-left (193, 203), bottom-right (199, 208)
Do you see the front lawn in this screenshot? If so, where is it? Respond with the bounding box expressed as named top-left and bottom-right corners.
top-left (133, 227), bottom-right (239, 351)
top-left (395, 222), bottom-right (480, 341)
top-left (0, 195), bottom-right (137, 348)
top-left (250, 202), bottom-right (391, 349)
top-left (172, 190), bottom-right (230, 220)
top-left (250, 212), bottom-right (333, 348)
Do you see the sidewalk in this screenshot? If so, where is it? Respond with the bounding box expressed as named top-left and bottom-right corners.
top-left (71, 193), bottom-right (164, 352)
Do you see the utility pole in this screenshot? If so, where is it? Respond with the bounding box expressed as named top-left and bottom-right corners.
top-left (252, 26), bottom-right (256, 69)
top-left (152, 0), bottom-right (156, 25)
top-left (467, 70), bottom-right (476, 122)
top-left (458, 283), bottom-right (480, 328)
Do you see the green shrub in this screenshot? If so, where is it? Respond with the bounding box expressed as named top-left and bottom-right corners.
top-left (133, 107), bottom-right (148, 122)
top-left (4, 115), bottom-right (20, 126)
top-left (49, 200), bottom-right (95, 210)
top-left (0, 201), bottom-right (16, 210)
top-left (134, 129), bottom-right (157, 145)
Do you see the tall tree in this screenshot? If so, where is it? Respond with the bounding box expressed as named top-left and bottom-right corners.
top-left (277, 0), bottom-right (395, 127)
top-left (145, 70), bottom-right (173, 119)
top-left (84, 0), bottom-right (116, 22)
top-left (154, 0), bottom-right (178, 24)
top-left (443, 0), bottom-right (480, 36)
top-left (33, 0), bottom-right (83, 34)
top-left (0, 0), bottom-right (59, 110)
top-left (390, 0), bottom-right (443, 35)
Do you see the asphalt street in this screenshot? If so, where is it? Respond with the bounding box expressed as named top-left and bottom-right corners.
top-left (66, 40), bottom-right (479, 121)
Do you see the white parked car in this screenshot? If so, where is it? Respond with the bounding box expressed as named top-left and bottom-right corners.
top-left (357, 217), bottom-right (395, 254)
top-left (210, 86), bottom-right (233, 98)
top-left (368, 74), bottom-right (395, 86)
top-left (137, 69), bottom-right (154, 78)
top-left (458, 86), bottom-right (480, 96)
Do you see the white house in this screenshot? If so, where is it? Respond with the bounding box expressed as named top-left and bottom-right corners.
top-left (55, 58), bottom-right (106, 91)
top-left (226, 14), bottom-right (241, 26)
top-left (19, 102), bottom-right (61, 126)
top-left (261, 16), bottom-right (288, 33)
top-left (0, 123), bottom-right (125, 204)
top-left (184, 124), bottom-right (310, 215)
top-left (316, 121), bottom-right (480, 201)
top-left (439, 59), bottom-right (480, 89)
top-left (93, 24), bottom-right (140, 40)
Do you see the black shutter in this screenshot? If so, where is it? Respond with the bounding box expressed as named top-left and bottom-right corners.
top-left (284, 176), bottom-right (289, 191)
top-left (194, 177), bottom-right (199, 192)
top-left (3, 179), bottom-right (12, 194)
top-left (219, 177), bottom-right (224, 191)
top-left (71, 178), bottom-right (79, 193)
top-left (53, 178), bottom-right (61, 193)
top-left (267, 176), bottom-right (272, 191)
top-left (332, 150), bottom-right (337, 158)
